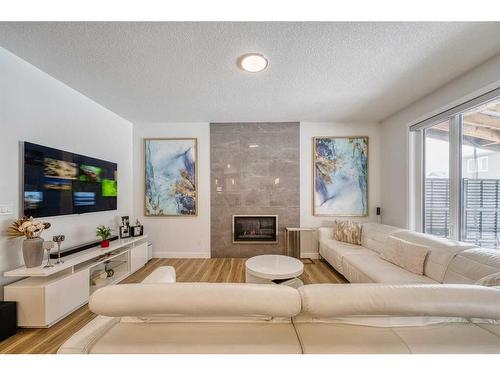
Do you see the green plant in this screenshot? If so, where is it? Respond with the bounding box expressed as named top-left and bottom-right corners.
top-left (96, 225), bottom-right (112, 241)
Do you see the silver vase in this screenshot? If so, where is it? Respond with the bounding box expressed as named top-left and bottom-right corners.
top-left (22, 237), bottom-right (44, 268)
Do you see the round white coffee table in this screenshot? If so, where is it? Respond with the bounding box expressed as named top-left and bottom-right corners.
top-left (245, 254), bottom-right (304, 288)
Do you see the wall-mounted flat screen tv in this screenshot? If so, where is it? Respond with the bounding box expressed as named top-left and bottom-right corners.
top-left (23, 142), bottom-right (118, 218)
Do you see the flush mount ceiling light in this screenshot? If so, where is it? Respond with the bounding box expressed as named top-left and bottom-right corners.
top-left (238, 53), bottom-right (268, 73)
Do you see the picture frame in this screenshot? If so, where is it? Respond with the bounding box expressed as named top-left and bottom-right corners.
top-left (313, 136), bottom-right (368, 217)
top-left (144, 138), bottom-right (198, 217)
top-left (119, 225), bottom-right (130, 238)
top-left (131, 225), bottom-right (144, 237)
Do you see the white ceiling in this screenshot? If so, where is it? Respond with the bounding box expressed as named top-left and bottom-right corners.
top-left (1, 22), bottom-right (500, 123)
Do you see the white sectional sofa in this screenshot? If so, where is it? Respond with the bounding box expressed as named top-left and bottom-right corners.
top-left (318, 223), bottom-right (500, 284)
top-left (58, 282), bottom-right (500, 354)
top-left (59, 283), bottom-right (304, 354)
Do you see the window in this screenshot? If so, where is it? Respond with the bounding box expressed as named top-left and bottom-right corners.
top-left (417, 95), bottom-right (500, 249)
top-left (461, 102), bottom-right (500, 249)
top-left (466, 157), bottom-right (489, 173)
top-left (423, 121), bottom-right (450, 238)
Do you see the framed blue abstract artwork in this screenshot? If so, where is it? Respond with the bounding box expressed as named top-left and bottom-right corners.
top-left (313, 136), bottom-right (368, 216)
top-left (145, 138), bottom-right (198, 216)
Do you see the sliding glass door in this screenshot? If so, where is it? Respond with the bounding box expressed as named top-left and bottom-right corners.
top-left (461, 101), bottom-right (500, 249)
top-left (420, 95), bottom-right (500, 249)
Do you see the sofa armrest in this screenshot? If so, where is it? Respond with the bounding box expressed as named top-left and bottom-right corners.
top-left (58, 316), bottom-right (119, 354)
top-left (141, 266), bottom-right (176, 284)
top-left (317, 227), bottom-right (334, 242)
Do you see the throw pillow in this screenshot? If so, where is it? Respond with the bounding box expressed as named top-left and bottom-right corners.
top-left (381, 236), bottom-right (429, 275)
top-left (334, 220), bottom-right (362, 245)
top-left (475, 272), bottom-right (500, 287)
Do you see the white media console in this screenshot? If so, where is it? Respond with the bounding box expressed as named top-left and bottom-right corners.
top-left (3, 235), bottom-right (149, 328)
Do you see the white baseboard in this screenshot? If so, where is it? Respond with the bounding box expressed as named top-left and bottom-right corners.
top-left (301, 252), bottom-right (320, 259)
top-left (153, 251), bottom-right (210, 259)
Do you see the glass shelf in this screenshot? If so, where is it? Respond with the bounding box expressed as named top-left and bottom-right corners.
top-left (89, 251), bottom-right (129, 293)
top-left (89, 260), bottom-right (127, 283)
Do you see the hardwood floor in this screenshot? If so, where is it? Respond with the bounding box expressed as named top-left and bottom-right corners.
top-left (0, 258), bottom-right (346, 354)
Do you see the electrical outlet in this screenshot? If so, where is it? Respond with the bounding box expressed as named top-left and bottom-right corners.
top-left (0, 203), bottom-right (14, 216)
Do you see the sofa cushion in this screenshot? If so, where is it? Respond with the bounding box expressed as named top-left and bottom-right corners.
top-left (392, 323), bottom-right (500, 354)
top-left (334, 220), bottom-right (362, 245)
top-left (342, 253), bottom-right (437, 284)
top-left (443, 247), bottom-right (500, 284)
top-left (360, 223), bottom-right (407, 254)
top-left (391, 231), bottom-right (475, 282)
top-left (340, 258), bottom-right (375, 283)
top-left (319, 239), bottom-right (375, 274)
top-left (380, 236), bottom-right (429, 275)
top-left (294, 323), bottom-right (411, 353)
top-left (294, 322), bottom-right (500, 354)
top-left (86, 322), bottom-right (303, 354)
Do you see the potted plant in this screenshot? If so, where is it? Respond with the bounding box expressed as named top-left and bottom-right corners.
top-left (8, 217), bottom-right (51, 268)
top-left (96, 225), bottom-right (112, 248)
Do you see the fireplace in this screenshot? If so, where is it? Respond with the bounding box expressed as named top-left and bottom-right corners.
top-left (232, 215), bottom-right (278, 244)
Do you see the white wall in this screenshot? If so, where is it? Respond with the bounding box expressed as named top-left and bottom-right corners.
top-left (132, 122), bottom-right (381, 259)
top-left (381, 52), bottom-right (500, 229)
top-left (0, 47), bottom-right (133, 299)
top-left (132, 123), bottom-right (210, 258)
top-left (299, 122), bottom-right (381, 255)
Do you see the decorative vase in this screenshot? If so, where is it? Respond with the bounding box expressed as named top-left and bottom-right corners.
top-left (22, 237), bottom-right (44, 268)
top-left (101, 240), bottom-right (110, 248)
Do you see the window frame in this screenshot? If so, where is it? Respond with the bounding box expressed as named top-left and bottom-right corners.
top-left (416, 92), bottom-right (500, 246)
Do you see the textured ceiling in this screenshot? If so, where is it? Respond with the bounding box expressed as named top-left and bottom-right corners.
top-left (1, 22), bottom-right (500, 123)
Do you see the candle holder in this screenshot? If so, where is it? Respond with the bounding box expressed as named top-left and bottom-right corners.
top-left (43, 240), bottom-right (55, 268)
top-left (52, 235), bottom-right (66, 264)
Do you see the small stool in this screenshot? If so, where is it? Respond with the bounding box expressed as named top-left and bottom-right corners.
top-left (141, 266), bottom-right (176, 284)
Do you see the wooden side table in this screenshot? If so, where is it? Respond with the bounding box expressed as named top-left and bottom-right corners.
top-left (285, 227), bottom-right (315, 258)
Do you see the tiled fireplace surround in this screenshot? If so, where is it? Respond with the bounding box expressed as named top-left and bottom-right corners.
top-left (210, 122), bottom-right (300, 257)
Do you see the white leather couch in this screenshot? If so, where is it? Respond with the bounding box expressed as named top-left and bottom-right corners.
top-left (58, 282), bottom-right (500, 354)
top-left (295, 283), bottom-right (500, 353)
top-left (318, 223), bottom-right (500, 284)
top-left (58, 283), bottom-right (303, 354)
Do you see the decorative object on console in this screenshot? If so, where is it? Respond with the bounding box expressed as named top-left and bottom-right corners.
top-left (119, 226), bottom-right (130, 238)
top-left (42, 241), bottom-right (54, 268)
top-left (52, 235), bottom-right (66, 264)
top-left (96, 225), bottom-right (112, 248)
top-left (334, 220), bottom-right (362, 245)
top-left (7, 216), bottom-right (51, 268)
top-left (119, 216), bottom-right (130, 238)
top-left (131, 219), bottom-right (144, 237)
top-left (313, 136), bottom-right (368, 216)
top-left (145, 138), bottom-right (198, 216)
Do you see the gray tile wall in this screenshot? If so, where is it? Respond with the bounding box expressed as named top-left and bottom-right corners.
top-left (210, 122), bottom-right (300, 257)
